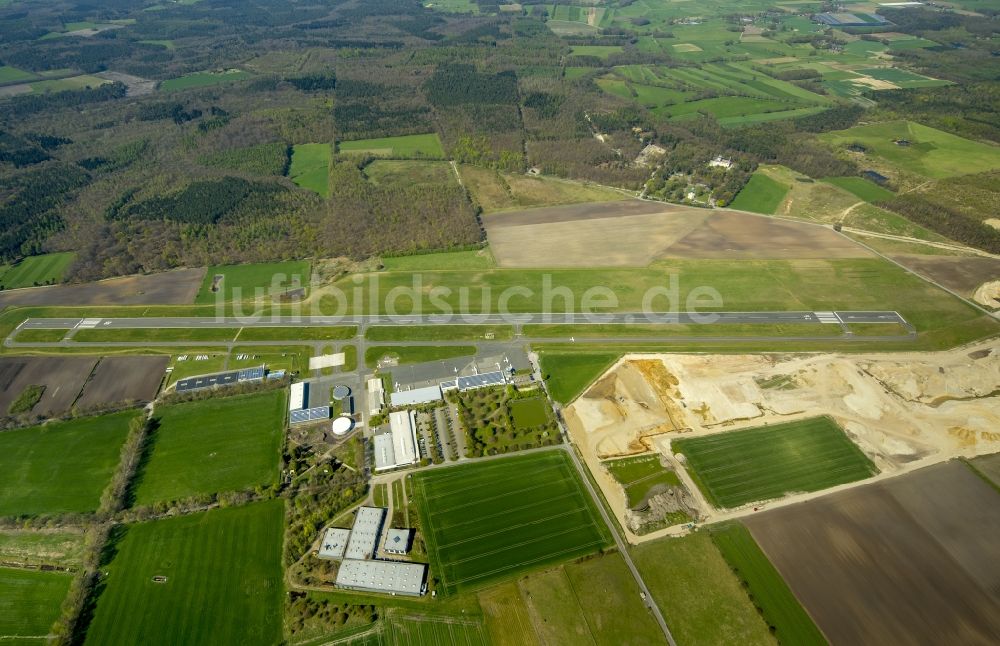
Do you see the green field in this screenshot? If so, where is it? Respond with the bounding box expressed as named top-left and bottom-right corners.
top-left (819, 120), bottom-right (1000, 179)
top-left (29, 75), bottom-right (108, 93)
top-left (0, 529), bottom-right (84, 569)
top-left (132, 391), bottom-right (285, 505)
top-left (570, 45), bottom-right (622, 59)
top-left (0, 567), bottom-right (72, 642)
top-left (711, 523), bottom-right (826, 645)
top-left (509, 397), bottom-right (548, 429)
top-left (823, 176), bottom-right (895, 202)
top-left (159, 69), bottom-right (252, 91)
top-left (84, 501), bottom-right (284, 646)
top-left (381, 248), bottom-right (494, 271)
top-left (195, 260), bottom-right (311, 303)
top-left (338, 133), bottom-right (444, 159)
top-left (538, 352), bottom-right (618, 403)
top-left (365, 324), bottom-right (512, 342)
top-left (604, 454), bottom-right (681, 508)
top-left (381, 610), bottom-right (490, 645)
top-left (0, 411), bottom-right (138, 517)
top-left (413, 450), bottom-right (612, 595)
top-left (74, 327), bottom-right (239, 343)
top-left (673, 416), bottom-right (878, 509)
top-left (365, 345), bottom-right (475, 367)
top-left (13, 327), bottom-right (67, 343)
top-left (0, 253), bottom-right (75, 289)
top-left (288, 143), bottom-right (332, 197)
top-left (0, 65), bottom-right (35, 83)
top-left (631, 532), bottom-right (774, 645)
top-left (729, 172), bottom-right (789, 213)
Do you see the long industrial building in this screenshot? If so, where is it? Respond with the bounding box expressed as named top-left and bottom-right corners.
top-left (374, 410), bottom-right (420, 471)
top-left (335, 559), bottom-right (427, 596)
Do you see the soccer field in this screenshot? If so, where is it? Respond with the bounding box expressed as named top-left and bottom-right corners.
top-left (673, 416), bottom-right (878, 509)
top-left (0, 411), bottom-right (138, 516)
top-left (84, 501), bottom-right (284, 646)
top-left (413, 450), bottom-right (612, 596)
top-left (132, 390), bottom-right (285, 505)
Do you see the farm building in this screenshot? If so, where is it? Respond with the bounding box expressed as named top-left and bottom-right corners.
top-left (345, 506), bottom-right (386, 560)
top-left (389, 384), bottom-right (442, 407)
top-left (384, 528), bottom-right (413, 555)
top-left (335, 559), bottom-right (427, 596)
top-left (318, 527), bottom-right (351, 560)
top-left (374, 411), bottom-right (420, 471)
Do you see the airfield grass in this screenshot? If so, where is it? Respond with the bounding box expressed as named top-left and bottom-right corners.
top-left (0, 411), bottom-right (139, 517)
top-left (823, 176), bottom-right (895, 202)
top-left (288, 143), bottom-right (332, 197)
top-left (539, 352), bottom-right (619, 403)
top-left (365, 345), bottom-right (475, 367)
top-left (380, 248), bottom-right (495, 271)
top-left (729, 173), bottom-right (788, 214)
top-left (413, 450), bottom-right (612, 596)
top-left (0, 529), bottom-right (85, 568)
top-left (159, 69), bottom-right (252, 91)
top-left (84, 501), bottom-right (284, 646)
top-left (228, 345), bottom-right (311, 374)
top-left (237, 326), bottom-right (356, 341)
top-left (819, 120), bottom-right (1000, 179)
top-left (459, 166), bottom-right (626, 213)
top-left (604, 455), bottom-right (681, 508)
top-left (165, 352), bottom-right (229, 386)
top-left (338, 133), bottom-right (444, 159)
top-left (14, 327), bottom-right (67, 343)
top-left (132, 390), bottom-right (285, 505)
top-left (365, 324), bottom-right (512, 342)
top-left (711, 523), bottom-right (826, 646)
top-left (631, 532), bottom-right (775, 645)
top-left (524, 322), bottom-right (843, 339)
top-left (195, 260), bottom-right (311, 303)
top-left (0, 567), bottom-right (72, 641)
top-left (74, 327), bottom-right (240, 343)
top-left (0, 252), bottom-right (75, 289)
top-left (673, 416), bottom-right (878, 509)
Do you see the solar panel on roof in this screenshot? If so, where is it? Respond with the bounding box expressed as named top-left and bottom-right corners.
top-left (238, 366), bottom-right (265, 382)
top-left (456, 370), bottom-right (505, 391)
top-left (290, 406), bottom-right (330, 425)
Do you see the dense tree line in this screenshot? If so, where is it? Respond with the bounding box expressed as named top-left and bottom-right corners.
top-left (424, 64), bottom-right (519, 106)
top-left (0, 162), bottom-right (89, 262)
top-left (113, 177), bottom-right (288, 225)
top-left (1, 82), bottom-right (127, 119)
top-left (876, 194), bottom-right (1000, 254)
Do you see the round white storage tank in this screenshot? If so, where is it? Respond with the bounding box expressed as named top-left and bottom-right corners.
top-left (331, 416), bottom-right (353, 436)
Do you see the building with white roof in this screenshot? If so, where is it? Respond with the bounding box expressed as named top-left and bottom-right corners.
top-left (384, 528), bottom-right (413, 555)
top-left (335, 559), bottom-right (427, 596)
top-left (289, 382), bottom-right (308, 411)
top-left (345, 507), bottom-right (385, 560)
top-left (391, 410), bottom-right (419, 464)
top-left (389, 384), bottom-right (442, 408)
top-left (317, 527), bottom-right (351, 560)
top-left (367, 377), bottom-right (385, 416)
top-left (373, 433), bottom-right (397, 472)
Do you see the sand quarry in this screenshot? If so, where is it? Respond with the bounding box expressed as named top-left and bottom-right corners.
top-left (564, 342), bottom-right (1000, 540)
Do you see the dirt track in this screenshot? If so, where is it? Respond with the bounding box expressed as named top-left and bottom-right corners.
top-left (745, 461), bottom-right (1000, 645)
top-left (0, 268), bottom-right (206, 307)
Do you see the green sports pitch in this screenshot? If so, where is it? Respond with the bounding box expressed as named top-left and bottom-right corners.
top-left (673, 416), bottom-right (878, 509)
top-left (131, 390), bottom-right (285, 505)
top-left (412, 450), bottom-right (612, 596)
top-left (0, 411), bottom-right (138, 516)
top-left (83, 501), bottom-right (284, 646)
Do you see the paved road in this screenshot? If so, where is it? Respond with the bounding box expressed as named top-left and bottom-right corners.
top-left (17, 310), bottom-right (909, 329)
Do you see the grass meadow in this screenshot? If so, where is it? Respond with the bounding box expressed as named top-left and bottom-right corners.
top-left (365, 324), bottom-right (512, 342)
top-left (604, 454), bottom-right (681, 508)
top-left (159, 69), bottom-right (252, 91)
top-left (822, 176), bottom-right (895, 203)
top-left (380, 248), bottom-right (495, 271)
top-left (459, 166), bottom-right (626, 213)
top-left (0, 252), bottom-right (75, 289)
top-left (288, 143), bottom-right (332, 197)
top-left (195, 260), bottom-right (311, 303)
top-left (83, 501), bottom-right (284, 646)
top-left (631, 532), bottom-right (774, 645)
top-left (711, 523), bottom-right (826, 645)
top-left (132, 390), bottom-right (285, 505)
top-left (729, 173), bottom-right (789, 213)
top-left (338, 133), bottom-right (444, 159)
top-left (365, 345), bottom-right (475, 367)
top-left (0, 567), bottom-right (72, 641)
top-left (413, 450), bottom-right (611, 595)
top-left (0, 411), bottom-right (139, 516)
top-left (673, 416), bottom-right (878, 509)
top-left (539, 352), bottom-right (618, 403)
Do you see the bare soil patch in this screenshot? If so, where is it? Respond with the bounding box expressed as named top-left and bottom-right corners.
top-left (0, 356), bottom-right (97, 417)
top-left (745, 461), bottom-right (1000, 645)
top-left (886, 253), bottom-right (1000, 298)
top-left (0, 268), bottom-right (206, 307)
top-left (485, 200), bottom-right (709, 267)
top-left (74, 356), bottom-right (168, 411)
top-left (664, 210), bottom-right (872, 259)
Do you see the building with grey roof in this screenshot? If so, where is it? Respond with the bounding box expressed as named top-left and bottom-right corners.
top-left (345, 507), bottom-right (385, 560)
top-left (384, 528), bottom-right (413, 555)
top-left (317, 527), bottom-right (351, 560)
top-left (335, 559), bottom-right (427, 596)
top-left (389, 384), bottom-right (442, 408)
